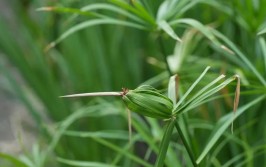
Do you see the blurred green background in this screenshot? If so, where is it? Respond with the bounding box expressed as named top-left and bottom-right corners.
top-left (0, 0), bottom-right (266, 166)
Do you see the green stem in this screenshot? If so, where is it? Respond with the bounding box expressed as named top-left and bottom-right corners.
top-left (155, 118), bottom-right (175, 167)
top-left (175, 120), bottom-right (198, 167)
top-left (159, 35), bottom-right (197, 166)
top-left (158, 36), bottom-right (173, 76)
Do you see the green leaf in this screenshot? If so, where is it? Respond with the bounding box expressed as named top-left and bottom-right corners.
top-left (37, 3), bottom-right (148, 25)
top-left (170, 18), bottom-right (220, 46)
top-left (196, 95), bottom-right (266, 164)
top-left (158, 20), bottom-right (182, 42)
top-left (155, 118), bottom-right (176, 167)
top-left (259, 37), bottom-right (266, 74)
top-left (109, 0), bottom-right (156, 26)
top-left (178, 0), bottom-right (233, 17)
top-left (258, 27), bottom-right (266, 35)
top-left (111, 134), bottom-right (141, 165)
top-left (19, 156), bottom-right (34, 167)
top-left (48, 18), bottom-right (147, 50)
top-left (173, 66), bottom-right (210, 114)
top-left (174, 74), bottom-right (226, 114)
top-left (42, 103), bottom-right (121, 165)
top-left (170, 18), bottom-right (266, 86)
top-left (80, 3), bottom-right (146, 24)
top-left (93, 137), bottom-right (153, 167)
top-left (183, 75), bottom-right (236, 114)
top-left (222, 144), bottom-right (266, 167)
top-left (64, 130), bottom-right (129, 140)
top-left (211, 28), bottom-right (266, 86)
top-left (36, 6), bottom-right (105, 19)
top-left (186, 74), bottom-right (225, 105)
top-left (57, 157), bottom-right (118, 167)
top-left (132, 1), bottom-right (155, 23)
top-left (156, 0), bottom-right (180, 21)
top-left (0, 153), bottom-right (28, 167)
top-left (197, 0), bottom-right (233, 15)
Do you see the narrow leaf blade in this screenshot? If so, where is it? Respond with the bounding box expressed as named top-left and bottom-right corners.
top-left (57, 157), bottom-right (118, 167)
top-left (196, 95), bottom-right (266, 164)
top-left (158, 20), bottom-right (182, 42)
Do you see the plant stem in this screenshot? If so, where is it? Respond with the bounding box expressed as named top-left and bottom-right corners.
top-left (159, 35), bottom-right (197, 166)
top-left (155, 118), bottom-right (176, 167)
top-left (175, 120), bottom-right (198, 167)
top-left (60, 92), bottom-right (123, 98)
top-left (158, 36), bottom-right (173, 76)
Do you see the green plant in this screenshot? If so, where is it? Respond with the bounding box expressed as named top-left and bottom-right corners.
top-left (1, 0), bottom-right (266, 166)
top-left (58, 66), bottom-right (242, 167)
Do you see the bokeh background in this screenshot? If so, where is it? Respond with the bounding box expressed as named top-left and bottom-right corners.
top-left (0, 0), bottom-right (266, 166)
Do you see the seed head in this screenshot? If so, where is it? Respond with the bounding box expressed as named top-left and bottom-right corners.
top-left (122, 85), bottom-right (173, 119)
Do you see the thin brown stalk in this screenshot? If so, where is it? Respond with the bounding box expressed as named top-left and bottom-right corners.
top-left (231, 75), bottom-right (240, 133)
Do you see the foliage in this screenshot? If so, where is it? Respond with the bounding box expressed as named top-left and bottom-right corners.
top-left (0, 0), bottom-right (266, 166)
